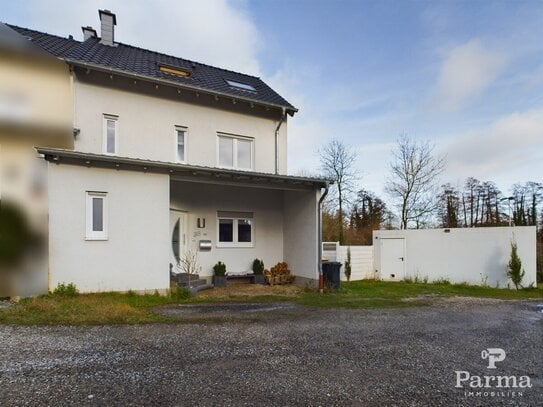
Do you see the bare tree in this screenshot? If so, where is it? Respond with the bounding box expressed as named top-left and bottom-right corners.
top-left (385, 135), bottom-right (445, 229)
top-left (319, 139), bottom-right (357, 244)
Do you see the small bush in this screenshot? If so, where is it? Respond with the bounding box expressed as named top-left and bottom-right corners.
top-left (173, 287), bottom-right (192, 300)
top-left (433, 278), bottom-right (451, 285)
top-left (344, 247), bottom-right (352, 282)
top-left (252, 259), bottom-right (264, 275)
top-left (51, 282), bottom-right (79, 297)
top-left (213, 261), bottom-right (226, 276)
top-left (507, 242), bottom-right (525, 290)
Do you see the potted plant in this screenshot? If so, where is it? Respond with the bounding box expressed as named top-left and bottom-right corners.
top-left (213, 261), bottom-right (227, 287)
top-left (252, 258), bottom-right (265, 284)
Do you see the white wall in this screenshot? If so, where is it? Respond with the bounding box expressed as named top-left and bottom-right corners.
top-left (373, 227), bottom-right (537, 288)
top-left (73, 80), bottom-right (288, 174)
top-left (283, 189), bottom-right (320, 286)
top-left (170, 181), bottom-right (285, 278)
top-left (48, 164), bottom-right (170, 293)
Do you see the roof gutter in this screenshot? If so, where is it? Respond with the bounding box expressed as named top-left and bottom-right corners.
top-left (318, 183), bottom-right (330, 293)
top-left (35, 147), bottom-right (329, 189)
top-left (274, 108), bottom-right (287, 175)
top-left (64, 59), bottom-right (298, 116)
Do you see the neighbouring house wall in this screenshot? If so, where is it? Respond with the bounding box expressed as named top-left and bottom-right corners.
top-left (373, 227), bottom-right (537, 288)
top-left (48, 164), bottom-right (170, 293)
top-left (0, 50), bottom-right (72, 130)
top-left (283, 189), bottom-right (319, 286)
top-left (0, 45), bottom-right (72, 297)
top-left (170, 181), bottom-right (284, 278)
top-left (73, 79), bottom-right (288, 174)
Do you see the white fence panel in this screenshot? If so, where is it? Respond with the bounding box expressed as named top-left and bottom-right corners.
top-left (323, 243), bottom-right (375, 281)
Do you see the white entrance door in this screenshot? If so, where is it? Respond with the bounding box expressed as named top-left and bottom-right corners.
top-left (169, 210), bottom-right (187, 274)
top-left (381, 238), bottom-right (405, 280)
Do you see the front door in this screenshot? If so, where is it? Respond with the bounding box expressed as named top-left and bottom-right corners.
top-left (169, 210), bottom-right (187, 273)
top-left (380, 238), bottom-right (405, 280)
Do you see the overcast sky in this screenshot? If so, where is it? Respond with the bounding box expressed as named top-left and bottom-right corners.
top-left (4, 0), bottom-right (543, 197)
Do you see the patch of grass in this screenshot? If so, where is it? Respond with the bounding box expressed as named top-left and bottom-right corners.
top-left (297, 280), bottom-right (543, 308)
top-left (0, 292), bottom-right (193, 326)
top-left (1, 280), bottom-right (542, 326)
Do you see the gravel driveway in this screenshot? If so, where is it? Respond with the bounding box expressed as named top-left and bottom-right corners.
top-left (1, 299), bottom-right (541, 406)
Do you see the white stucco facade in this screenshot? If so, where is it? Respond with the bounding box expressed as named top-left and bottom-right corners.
top-left (373, 227), bottom-right (537, 288)
top-left (48, 163), bottom-right (170, 293)
top-left (73, 78), bottom-right (288, 174)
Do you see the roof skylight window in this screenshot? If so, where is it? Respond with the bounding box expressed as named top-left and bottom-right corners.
top-left (159, 64), bottom-right (191, 77)
top-left (226, 79), bottom-right (256, 92)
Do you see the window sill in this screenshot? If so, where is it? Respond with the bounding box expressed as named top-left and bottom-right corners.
top-left (216, 243), bottom-right (254, 248)
top-left (85, 236), bottom-right (108, 241)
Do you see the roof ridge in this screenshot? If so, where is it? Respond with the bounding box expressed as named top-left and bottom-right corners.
top-left (7, 23), bottom-right (261, 80)
top-left (6, 23), bottom-right (81, 44)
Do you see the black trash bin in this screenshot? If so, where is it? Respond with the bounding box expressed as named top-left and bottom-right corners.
top-left (322, 261), bottom-right (342, 289)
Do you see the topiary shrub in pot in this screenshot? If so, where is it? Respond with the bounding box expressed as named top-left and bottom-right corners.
top-left (252, 258), bottom-right (265, 284)
top-left (213, 261), bottom-right (227, 287)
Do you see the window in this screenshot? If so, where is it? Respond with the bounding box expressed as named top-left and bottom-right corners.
top-left (103, 115), bottom-right (118, 155)
top-left (175, 127), bottom-right (187, 162)
top-left (225, 79), bottom-right (256, 92)
top-left (86, 192), bottom-right (108, 240)
top-left (159, 64), bottom-right (191, 77)
top-left (217, 211), bottom-right (254, 247)
top-left (217, 134), bottom-right (253, 170)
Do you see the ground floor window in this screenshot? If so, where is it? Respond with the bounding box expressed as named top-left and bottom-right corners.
top-left (217, 211), bottom-right (254, 247)
top-left (86, 191), bottom-right (108, 240)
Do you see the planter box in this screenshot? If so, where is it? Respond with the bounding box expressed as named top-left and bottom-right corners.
top-left (213, 275), bottom-right (227, 287)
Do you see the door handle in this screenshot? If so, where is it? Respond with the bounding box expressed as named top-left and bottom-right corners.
top-left (399, 257), bottom-right (404, 261)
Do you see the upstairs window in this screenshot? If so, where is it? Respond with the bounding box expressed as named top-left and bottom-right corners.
top-left (217, 134), bottom-right (253, 170)
top-left (225, 79), bottom-right (256, 92)
top-left (175, 126), bottom-right (187, 163)
top-left (86, 191), bottom-right (108, 240)
top-left (103, 115), bottom-right (118, 155)
top-left (217, 211), bottom-right (254, 247)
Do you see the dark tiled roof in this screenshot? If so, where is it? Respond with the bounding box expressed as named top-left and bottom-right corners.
top-left (7, 24), bottom-right (296, 113)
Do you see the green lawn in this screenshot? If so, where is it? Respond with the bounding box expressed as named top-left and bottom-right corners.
top-left (1, 281), bottom-right (541, 325)
top-left (298, 280), bottom-right (543, 309)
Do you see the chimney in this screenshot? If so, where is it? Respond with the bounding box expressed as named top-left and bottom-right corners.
top-left (81, 26), bottom-right (97, 41)
top-left (98, 9), bottom-right (117, 46)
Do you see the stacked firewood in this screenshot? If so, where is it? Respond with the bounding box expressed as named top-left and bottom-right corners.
top-left (264, 262), bottom-right (295, 285)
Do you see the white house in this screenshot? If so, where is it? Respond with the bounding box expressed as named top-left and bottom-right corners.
top-left (6, 10), bottom-right (329, 294)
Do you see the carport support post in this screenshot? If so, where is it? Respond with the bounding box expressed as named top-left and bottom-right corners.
top-left (318, 183), bottom-right (330, 293)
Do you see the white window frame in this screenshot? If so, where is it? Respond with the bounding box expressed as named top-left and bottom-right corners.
top-left (175, 126), bottom-right (188, 163)
top-left (102, 114), bottom-right (118, 155)
top-left (86, 191), bottom-right (108, 240)
top-left (216, 212), bottom-right (255, 248)
top-left (217, 133), bottom-right (254, 170)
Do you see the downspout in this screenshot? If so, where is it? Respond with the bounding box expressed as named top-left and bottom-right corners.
top-left (274, 108), bottom-right (287, 175)
top-left (318, 182), bottom-right (330, 293)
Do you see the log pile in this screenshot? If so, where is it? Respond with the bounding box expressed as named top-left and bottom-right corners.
top-left (264, 262), bottom-right (295, 286)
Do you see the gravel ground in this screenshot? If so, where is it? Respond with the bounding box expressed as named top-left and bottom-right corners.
top-left (0, 299), bottom-right (541, 406)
